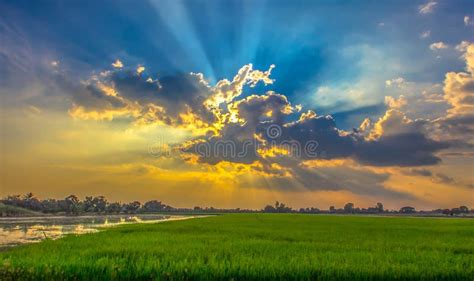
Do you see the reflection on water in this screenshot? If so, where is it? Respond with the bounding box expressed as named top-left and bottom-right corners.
top-left (0, 214), bottom-right (192, 248)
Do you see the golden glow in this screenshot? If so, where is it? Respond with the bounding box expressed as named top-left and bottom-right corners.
top-left (111, 59), bottom-right (124, 68)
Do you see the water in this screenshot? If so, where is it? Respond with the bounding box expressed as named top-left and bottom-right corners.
top-left (0, 214), bottom-right (193, 248)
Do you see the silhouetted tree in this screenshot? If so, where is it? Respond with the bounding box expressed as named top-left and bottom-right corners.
top-left (143, 200), bottom-right (167, 212)
top-left (65, 195), bottom-right (81, 214)
top-left (263, 205), bottom-right (276, 213)
top-left (344, 203), bottom-right (354, 213)
top-left (106, 202), bottom-right (122, 213)
top-left (83, 196), bottom-right (95, 212)
top-left (93, 196), bottom-right (107, 213)
top-left (399, 206), bottom-right (416, 214)
top-left (376, 202), bottom-right (384, 212)
top-left (123, 201), bottom-right (141, 213)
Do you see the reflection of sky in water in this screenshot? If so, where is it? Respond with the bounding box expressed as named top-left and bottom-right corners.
top-left (0, 215), bottom-right (192, 248)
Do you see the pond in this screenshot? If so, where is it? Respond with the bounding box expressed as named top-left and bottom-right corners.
top-left (0, 214), bottom-right (194, 249)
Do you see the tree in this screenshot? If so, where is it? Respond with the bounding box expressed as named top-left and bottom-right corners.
top-left (344, 203), bottom-right (354, 213)
top-left (143, 200), bottom-right (166, 212)
top-left (399, 206), bottom-right (416, 214)
top-left (376, 202), bottom-right (384, 212)
top-left (83, 196), bottom-right (95, 212)
top-left (329, 206), bottom-right (335, 213)
top-left (273, 201), bottom-right (292, 213)
top-left (123, 201), bottom-right (141, 213)
top-left (450, 208), bottom-right (461, 215)
top-left (263, 205), bottom-right (276, 213)
top-left (41, 199), bottom-right (60, 213)
top-left (92, 196), bottom-right (107, 213)
top-left (459, 206), bottom-right (469, 213)
top-left (106, 202), bottom-right (122, 213)
top-left (65, 195), bottom-right (81, 214)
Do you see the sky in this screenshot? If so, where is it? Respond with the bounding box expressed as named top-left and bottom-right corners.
top-left (0, 0), bottom-right (473, 210)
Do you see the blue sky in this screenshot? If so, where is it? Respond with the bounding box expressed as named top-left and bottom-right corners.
top-left (3, 0), bottom-right (472, 124)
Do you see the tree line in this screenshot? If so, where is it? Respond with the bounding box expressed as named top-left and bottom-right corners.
top-left (1, 193), bottom-right (471, 216)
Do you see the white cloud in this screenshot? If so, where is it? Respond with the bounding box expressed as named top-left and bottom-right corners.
top-left (419, 1), bottom-right (437, 14)
top-left (443, 43), bottom-right (474, 115)
top-left (429, 42), bottom-right (449, 51)
top-left (385, 77), bottom-right (407, 88)
top-left (420, 30), bottom-right (431, 39)
top-left (464, 16), bottom-right (473, 26)
top-left (455, 41), bottom-right (471, 53)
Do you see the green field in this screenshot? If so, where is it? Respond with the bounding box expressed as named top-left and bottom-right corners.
top-left (1, 214), bottom-right (473, 280)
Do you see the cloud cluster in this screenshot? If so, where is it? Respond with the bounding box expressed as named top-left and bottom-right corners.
top-left (66, 49), bottom-right (474, 195)
top-left (67, 59), bottom-right (451, 171)
top-left (432, 43), bottom-right (474, 145)
top-left (182, 88), bottom-right (448, 170)
top-left (69, 62), bottom-right (275, 134)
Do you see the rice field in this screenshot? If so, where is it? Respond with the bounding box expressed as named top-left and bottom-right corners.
top-left (1, 214), bottom-right (473, 280)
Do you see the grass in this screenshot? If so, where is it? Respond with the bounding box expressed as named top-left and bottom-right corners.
top-left (0, 214), bottom-right (473, 280)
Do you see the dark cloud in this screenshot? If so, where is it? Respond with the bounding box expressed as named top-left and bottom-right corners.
top-left (406, 168), bottom-right (433, 177)
top-left (110, 70), bottom-right (217, 126)
top-left (234, 156), bottom-right (413, 199)
top-left (63, 63), bottom-right (451, 197)
top-left (355, 133), bottom-right (448, 166)
top-left (404, 168), bottom-right (473, 189)
top-left (186, 103), bottom-right (448, 167)
top-left (73, 83), bottom-right (128, 111)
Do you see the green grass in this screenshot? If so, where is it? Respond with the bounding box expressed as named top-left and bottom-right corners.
top-left (1, 214), bottom-right (473, 280)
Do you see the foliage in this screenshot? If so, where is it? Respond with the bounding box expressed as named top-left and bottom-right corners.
top-left (1, 194), bottom-right (472, 216)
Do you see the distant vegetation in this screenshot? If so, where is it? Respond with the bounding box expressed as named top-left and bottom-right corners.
top-left (1, 193), bottom-right (472, 217)
top-left (1, 214), bottom-right (473, 280)
top-left (0, 203), bottom-right (43, 217)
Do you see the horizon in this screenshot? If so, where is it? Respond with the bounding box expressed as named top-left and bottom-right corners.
top-left (1, 0), bottom-right (474, 211)
top-left (1, 192), bottom-right (471, 213)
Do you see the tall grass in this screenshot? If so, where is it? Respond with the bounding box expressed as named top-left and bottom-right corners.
top-left (1, 214), bottom-right (473, 280)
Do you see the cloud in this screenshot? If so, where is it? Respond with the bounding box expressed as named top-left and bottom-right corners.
top-left (384, 95), bottom-right (407, 109)
top-left (420, 30), bottom-right (431, 39)
top-left (254, 157), bottom-right (411, 198)
top-left (62, 61), bottom-right (452, 198)
top-left (430, 42), bottom-right (449, 51)
top-left (184, 91), bottom-right (447, 167)
top-left (419, 1), bottom-right (437, 14)
top-left (455, 41), bottom-right (471, 53)
top-left (385, 77), bottom-right (407, 88)
top-left (136, 65), bottom-right (145, 74)
top-left (111, 59), bottom-right (123, 68)
top-left (355, 109), bottom-right (448, 166)
top-left (405, 168), bottom-right (473, 188)
top-left (68, 63), bottom-right (276, 135)
top-left (465, 16), bottom-right (473, 26)
top-left (406, 168), bottom-right (433, 177)
top-left (431, 43), bottom-right (474, 146)
top-left (442, 43), bottom-right (474, 116)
